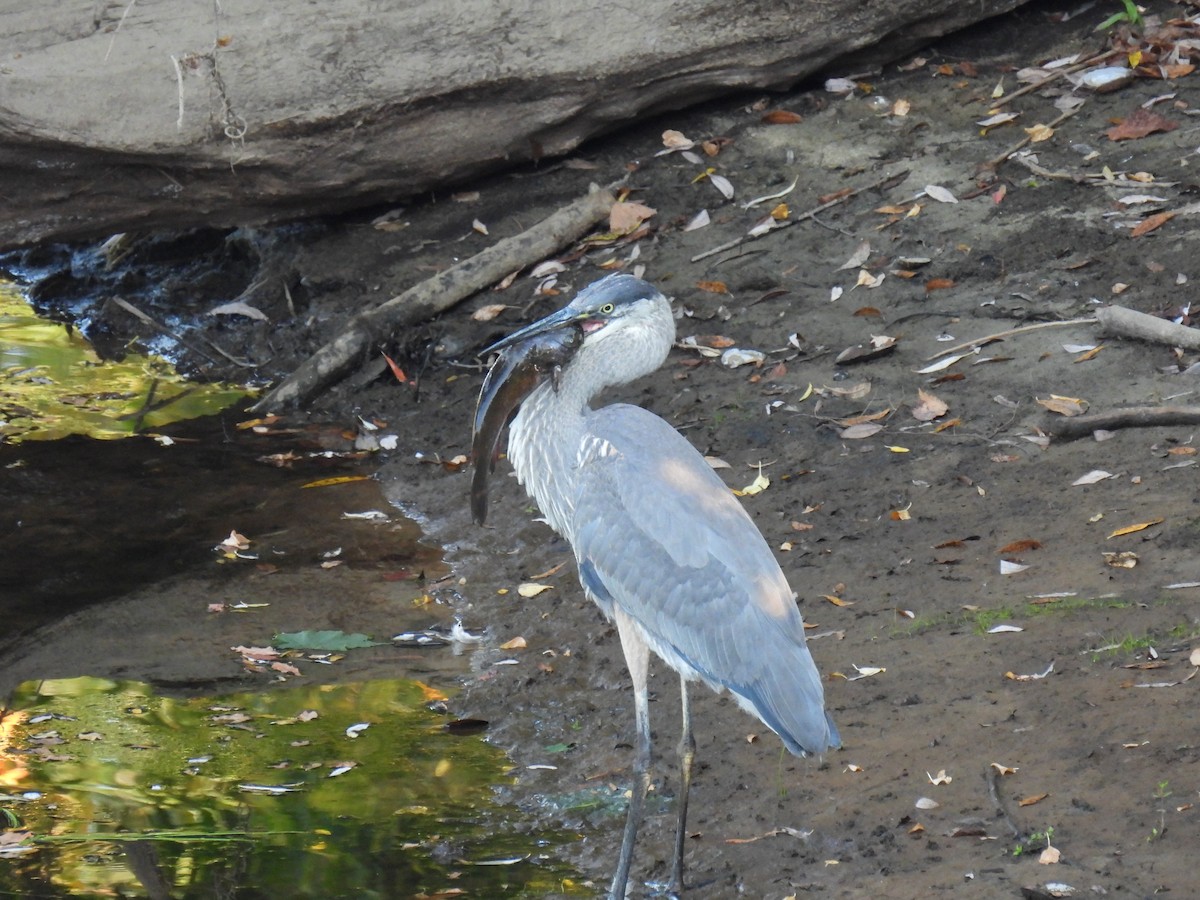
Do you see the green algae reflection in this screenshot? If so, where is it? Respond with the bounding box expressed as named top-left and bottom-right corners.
top-left (0, 676), bottom-right (586, 898)
top-left (0, 282), bottom-right (250, 442)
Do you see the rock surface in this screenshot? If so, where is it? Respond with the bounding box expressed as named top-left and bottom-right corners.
top-left (0, 0), bottom-right (1027, 248)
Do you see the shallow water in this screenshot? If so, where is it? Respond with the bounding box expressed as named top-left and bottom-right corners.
top-left (0, 675), bottom-right (585, 898)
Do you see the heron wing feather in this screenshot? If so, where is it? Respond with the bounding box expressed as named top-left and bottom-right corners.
top-left (571, 405), bottom-right (837, 754)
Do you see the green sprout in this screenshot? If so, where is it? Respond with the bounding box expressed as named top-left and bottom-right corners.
top-left (1096, 0), bottom-right (1144, 32)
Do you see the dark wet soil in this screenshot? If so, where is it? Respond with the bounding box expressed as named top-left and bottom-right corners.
top-left (5, 1), bottom-right (1200, 897)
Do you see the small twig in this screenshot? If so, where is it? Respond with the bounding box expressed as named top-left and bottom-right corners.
top-left (107, 295), bottom-right (256, 368)
top-left (989, 48), bottom-right (1121, 109)
top-left (925, 317), bottom-right (1098, 361)
top-left (1047, 406), bottom-right (1200, 439)
top-left (691, 170), bottom-right (908, 263)
top-left (980, 105), bottom-right (1085, 172)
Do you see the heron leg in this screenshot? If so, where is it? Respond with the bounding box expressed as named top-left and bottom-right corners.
top-left (610, 611), bottom-right (651, 900)
top-left (669, 675), bottom-right (695, 893)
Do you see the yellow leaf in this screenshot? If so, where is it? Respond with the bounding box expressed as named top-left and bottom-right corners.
top-left (1129, 49), bottom-right (1142, 68)
top-left (301, 475), bottom-right (371, 489)
top-left (886, 445), bottom-right (910, 453)
top-left (823, 595), bottom-right (855, 607)
top-left (734, 471), bottom-right (770, 496)
top-left (1106, 518), bottom-right (1164, 539)
top-left (517, 582), bottom-right (553, 598)
top-left (1036, 394), bottom-right (1088, 417)
top-left (499, 636), bottom-right (527, 650)
top-left (770, 202), bottom-right (789, 220)
top-left (434, 758), bottom-right (452, 778)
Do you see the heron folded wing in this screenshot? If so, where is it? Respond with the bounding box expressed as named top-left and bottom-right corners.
top-left (572, 405), bottom-right (837, 754)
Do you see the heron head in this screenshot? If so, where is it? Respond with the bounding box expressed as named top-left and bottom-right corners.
top-left (470, 274), bottom-right (672, 524)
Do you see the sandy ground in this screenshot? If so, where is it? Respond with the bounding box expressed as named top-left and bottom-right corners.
top-left (5, 1), bottom-right (1200, 897)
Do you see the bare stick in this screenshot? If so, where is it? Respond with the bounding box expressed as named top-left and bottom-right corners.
top-left (925, 318), bottom-right (1097, 361)
top-left (980, 106), bottom-right (1084, 172)
top-left (989, 49), bottom-right (1120, 109)
top-left (1096, 305), bottom-right (1200, 351)
top-left (690, 170), bottom-right (908, 263)
top-left (252, 184), bottom-right (616, 412)
top-left (1048, 406), bottom-right (1200, 439)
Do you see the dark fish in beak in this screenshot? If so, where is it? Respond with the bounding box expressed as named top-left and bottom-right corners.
top-left (471, 324), bottom-right (581, 525)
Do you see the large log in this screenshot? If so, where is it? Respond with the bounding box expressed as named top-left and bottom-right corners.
top-left (0, 0), bottom-right (1027, 249)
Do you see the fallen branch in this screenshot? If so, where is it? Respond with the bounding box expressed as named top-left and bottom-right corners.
top-left (690, 170), bottom-right (908, 263)
top-left (1095, 304), bottom-right (1200, 352)
top-left (252, 184), bottom-right (617, 411)
top-left (1047, 406), bottom-right (1200, 439)
top-left (925, 318), bottom-right (1097, 361)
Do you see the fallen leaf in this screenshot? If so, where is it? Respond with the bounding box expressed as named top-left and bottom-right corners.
top-left (472, 303), bottom-right (508, 322)
top-left (1106, 107), bottom-right (1179, 141)
top-left (924, 278), bottom-right (956, 292)
top-left (1024, 123), bottom-right (1055, 142)
top-left (1019, 793), bottom-right (1049, 807)
top-left (696, 280), bottom-right (729, 294)
top-left (991, 762), bottom-right (1018, 775)
top-left (924, 184), bottom-right (958, 203)
top-left (1073, 469), bottom-right (1115, 486)
top-left (1130, 211), bottom-right (1176, 237)
top-left (762, 109), bottom-right (803, 124)
top-left (1106, 518), bottom-right (1163, 538)
top-left (609, 201), bottom-right (656, 234)
top-left (915, 797), bottom-right (940, 810)
top-left (927, 769), bottom-right (952, 785)
top-left (709, 173), bottom-right (735, 200)
top-left (1039, 846), bottom-right (1061, 865)
top-left (999, 560), bottom-right (1029, 575)
top-left (660, 129), bottom-right (695, 151)
top-left (838, 241), bottom-right (872, 270)
top-left (499, 636), bottom-right (527, 650)
top-left (912, 388), bottom-right (949, 421)
top-left (987, 624), bottom-right (1024, 633)
top-left (734, 470), bottom-right (770, 496)
top-left (839, 423), bottom-right (884, 440)
top-left (518, 582), bottom-right (554, 597)
top-left (998, 539), bottom-right (1041, 554)
top-left (1103, 551), bottom-right (1138, 568)
top-left (472, 219), bottom-right (489, 235)
top-left (823, 595), bottom-right (855, 607)
top-left (684, 209), bottom-right (710, 231)
top-left (1036, 395), bottom-right (1088, 417)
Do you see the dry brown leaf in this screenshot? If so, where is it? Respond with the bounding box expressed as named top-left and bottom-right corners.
top-left (762, 109), bottom-right (803, 124)
top-left (696, 280), bottom-right (729, 294)
top-left (1106, 107), bottom-right (1179, 141)
top-left (609, 201), bottom-right (656, 234)
top-left (924, 278), bottom-right (955, 292)
top-left (1019, 792), bottom-right (1049, 807)
top-left (1039, 846), bottom-right (1061, 865)
top-left (1036, 395), bottom-right (1088, 416)
top-left (912, 388), bottom-right (949, 421)
top-left (823, 595), bottom-right (855, 607)
top-left (1024, 123), bottom-right (1055, 142)
top-left (471, 303), bottom-right (508, 322)
top-left (998, 539), bottom-right (1042, 554)
top-left (1130, 211), bottom-right (1176, 237)
top-left (853, 306), bottom-right (883, 318)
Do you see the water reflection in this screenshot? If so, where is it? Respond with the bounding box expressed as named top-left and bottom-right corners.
top-left (0, 676), bottom-right (586, 898)
top-left (0, 281), bottom-right (249, 443)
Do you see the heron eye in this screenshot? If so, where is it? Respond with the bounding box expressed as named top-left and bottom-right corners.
top-left (599, 303), bottom-right (615, 315)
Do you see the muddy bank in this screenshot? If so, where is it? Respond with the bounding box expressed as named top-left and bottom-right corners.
top-left (5, 1), bottom-right (1200, 897)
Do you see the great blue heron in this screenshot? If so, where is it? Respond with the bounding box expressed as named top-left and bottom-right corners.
top-left (472, 273), bottom-right (839, 898)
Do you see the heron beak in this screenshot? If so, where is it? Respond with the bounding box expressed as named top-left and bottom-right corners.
top-left (471, 319), bottom-right (581, 525)
top-left (479, 304), bottom-right (585, 356)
